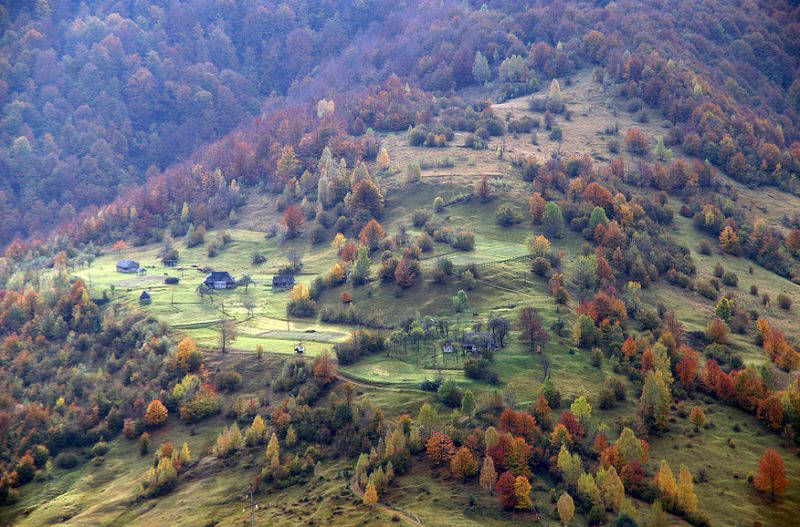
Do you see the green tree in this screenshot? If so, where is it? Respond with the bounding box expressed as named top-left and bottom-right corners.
top-left (542, 202), bottom-right (564, 238)
top-left (639, 370), bottom-right (671, 431)
top-left (452, 289), bottom-right (468, 313)
top-left (472, 51), bottom-right (491, 84)
top-left (461, 390), bottom-right (476, 417)
top-left (351, 246), bottom-right (371, 286)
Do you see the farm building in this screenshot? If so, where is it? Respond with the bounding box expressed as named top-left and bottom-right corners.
top-left (139, 291), bottom-right (151, 305)
top-left (164, 277), bottom-right (179, 285)
top-left (163, 259), bottom-right (177, 267)
top-left (204, 271), bottom-right (236, 290)
top-left (461, 332), bottom-right (498, 354)
top-left (272, 274), bottom-right (295, 289)
top-left (116, 259), bottom-right (140, 273)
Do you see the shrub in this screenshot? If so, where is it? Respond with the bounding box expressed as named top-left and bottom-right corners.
top-left (532, 257), bottom-right (551, 277)
top-left (699, 240), bottom-right (712, 255)
top-left (92, 441), bottom-right (110, 457)
top-left (334, 331), bottom-right (387, 365)
top-left (412, 209), bottom-right (431, 228)
top-left (750, 284), bottom-right (758, 296)
top-left (433, 196), bottom-right (445, 212)
top-left (451, 231), bottom-right (475, 251)
top-left (438, 380), bottom-right (463, 408)
top-left (713, 263), bottom-right (725, 278)
top-left (777, 293), bottom-right (792, 310)
top-left (495, 205), bottom-right (523, 227)
top-left (722, 271), bottom-right (738, 287)
top-left (216, 370), bottom-right (243, 392)
top-left (696, 280), bottom-right (718, 301)
top-left (421, 378), bottom-right (443, 392)
top-left (287, 297), bottom-right (317, 318)
top-left (56, 452), bottom-right (79, 469)
top-left (464, 357), bottom-right (494, 381)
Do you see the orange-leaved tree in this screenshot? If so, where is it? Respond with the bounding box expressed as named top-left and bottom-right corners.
top-left (754, 448), bottom-right (788, 498)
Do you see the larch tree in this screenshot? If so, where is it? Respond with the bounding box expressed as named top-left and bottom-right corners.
top-left (678, 464), bottom-right (698, 515)
top-left (363, 482), bottom-right (378, 505)
top-left (514, 475), bottom-right (533, 510)
top-left (601, 465), bottom-right (624, 512)
top-left (472, 51), bottom-right (490, 84)
top-left (480, 455), bottom-right (497, 495)
top-left (266, 432), bottom-right (280, 463)
top-left (557, 492), bottom-right (575, 525)
top-left (654, 459), bottom-right (678, 506)
top-left (639, 370), bottom-right (670, 431)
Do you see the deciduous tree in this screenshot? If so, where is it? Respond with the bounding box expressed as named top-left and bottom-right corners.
top-left (754, 448), bottom-right (788, 498)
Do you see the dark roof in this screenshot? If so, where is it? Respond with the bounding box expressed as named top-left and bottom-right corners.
top-left (139, 291), bottom-right (150, 299)
top-left (117, 259), bottom-right (139, 268)
top-left (272, 274), bottom-right (295, 284)
top-left (205, 271), bottom-right (235, 282)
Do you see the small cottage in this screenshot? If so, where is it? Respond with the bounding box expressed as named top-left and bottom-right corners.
top-left (204, 271), bottom-right (236, 290)
top-left (139, 291), bottom-right (151, 305)
top-left (116, 259), bottom-right (140, 273)
top-left (461, 332), bottom-right (498, 354)
top-left (164, 277), bottom-right (179, 285)
top-left (442, 340), bottom-right (454, 354)
top-left (163, 259), bottom-right (177, 267)
top-left (272, 274), bottom-right (296, 289)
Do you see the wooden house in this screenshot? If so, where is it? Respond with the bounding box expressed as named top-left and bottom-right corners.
top-left (116, 259), bottom-right (140, 273)
top-left (204, 271), bottom-right (236, 290)
top-left (272, 274), bottom-right (296, 289)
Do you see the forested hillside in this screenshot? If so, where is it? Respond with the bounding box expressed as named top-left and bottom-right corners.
top-left (0, 0), bottom-right (396, 243)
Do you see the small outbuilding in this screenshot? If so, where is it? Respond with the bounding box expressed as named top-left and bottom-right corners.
top-left (204, 271), bottom-right (236, 290)
top-left (461, 332), bottom-right (498, 354)
top-left (272, 274), bottom-right (296, 289)
top-left (139, 291), bottom-right (151, 305)
top-left (163, 259), bottom-right (177, 267)
top-left (164, 277), bottom-right (179, 285)
top-left (116, 259), bottom-right (140, 273)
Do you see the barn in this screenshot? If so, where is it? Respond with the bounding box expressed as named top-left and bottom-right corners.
top-left (116, 259), bottom-right (140, 273)
top-left (272, 274), bottom-right (296, 289)
top-left (204, 271), bottom-right (236, 290)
